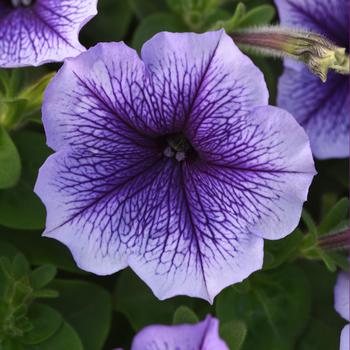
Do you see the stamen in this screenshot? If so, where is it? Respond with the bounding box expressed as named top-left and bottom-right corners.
top-left (163, 147), bottom-right (175, 158)
top-left (175, 152), bottom-right (186, 162)
top-left (11, 0), bottom-right (32, 7)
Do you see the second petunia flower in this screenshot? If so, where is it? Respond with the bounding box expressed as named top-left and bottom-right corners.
top-left (0, 0), bottom-right (98, 67)
top-left (35, 31), bottom-right (316, 302)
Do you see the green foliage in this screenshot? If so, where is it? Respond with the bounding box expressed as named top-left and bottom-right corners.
top-left (132, 13), bottom-right (187, 51)
top-left (0, 127), bottom-right (21, 189)
top-left (0, 228), bottom-right (78, 273)
top-left (0, 243), bottom-right (112, 350)
top-left (318, 197), bottom-right (348, 235)
top-left (81, 0), bottom-right (133, 46)
top-left (0, 69), bottom-right (53, 129)
top-left (21, 304), bottom-right (62, 345)
top-left (220, 320), bottom-right (247, 350)
top-left (216, 265), bottom-right (312, 350)
top-left (129, 0), bottom-right (168, 19)
top-left (46, 280), bottom-right (112, 350)
top-left (0, 244), bottom-right (63, 349)
top-left (212, 2), bottom-right (275, 31)
top-left (299, 198), bottom-right (349, 272)
top-left (235, 4), bottom-right (275, 27)
top-left (296, 262), bottom-right (344, 350)
top-left (26, 322), bottom-right (83, 350)
top-left (172, 306), bottom-right (199, 325)
top-left (114, 269), bottom-right (210, 331)
top-left (0, 130), bottom-right (50, 229)
top-left (263, 229), bottom-right (304, 270)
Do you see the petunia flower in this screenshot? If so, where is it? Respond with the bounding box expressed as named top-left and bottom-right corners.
top-left (275, 0), bottom-right (350, 159)
top-left (335, 271), bottom-right (350, 350)
top-left (35, 30), bottom-right (315, 302)
top-left (128, 315), bottom-right (228, 350)
top-left (0, 0), bottom-right (98, 67)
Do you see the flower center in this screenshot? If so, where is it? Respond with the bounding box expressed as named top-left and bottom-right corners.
top-left (160, 133), bottom-right (197, 162)
top-left (10, 0), bottom-right (34, 7)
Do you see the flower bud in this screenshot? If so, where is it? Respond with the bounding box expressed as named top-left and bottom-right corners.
top-left (231, 26), bottom-right (349, 82)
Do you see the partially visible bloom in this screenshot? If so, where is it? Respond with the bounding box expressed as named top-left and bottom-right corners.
top-left (335, 271), bottom-right (350, 350)
top-left (130, 315), bottom-right (228, 350)
top-left (35, 31), bottom-right (315, 302)
top-left (275, 0), bottom-right (350, 159)
top-left (0, 0), bottom-right (98, 67)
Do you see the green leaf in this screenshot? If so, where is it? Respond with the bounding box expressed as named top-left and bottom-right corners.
top-left (21, 303), bottom-right (63, 345)
top-left (114, 269), bottom-right (205, 331)
top-left (220, 320), bottom-right (247, 350)
top-left (19, 73), bottom-right (55, 116)
top-left (11, 253), bottom-right (30, 279)
top-left (0, 227), bottom-right (80, 273)
top-left (129, 0), bottom-right (168, 19)
top-left (172, 306), bottom-right (199, 325)
top-left (297, 318), bottom-right (341, 350)
top-left (236, 4), bottom-right (275, 28)
top-left (7, 69), bottom-right (25, 98)
top-left (32, 289), bottom-right (59, 299)
top-left (211, 2), bottom-right (246, 31)
top-left (45, 280), bottom-right (112, 350)
top-left (81, 0), bottom-right (133, 46)
top-left (0, 242), bottom-right (20, 296)
top-left (0, 130), bottom-right (51, 229)
top-left (1, 98), bottom-right (29, 129)
top-left (30, 265), bottom-right (57, 290)
top-left (263, 229), bottom-right (303, 270)
top-left (301, 210), bottom-right (318, 238)
top-left (0, 69), bottom-right (10, 94)
top-left (132, 12), bottom-right (188, 51)
top-left (318, 197), bottom-right (349, 235)
top-left (0, 241), bottom-right (20, 259)
top-left (0, 127), bottom-right (21, 189)
top-left (27, 322), bottom-right (83, 350)
top-left (296, 262), bottom-right (344, 349)
top-left (216, 264), bottom-right (311, 350)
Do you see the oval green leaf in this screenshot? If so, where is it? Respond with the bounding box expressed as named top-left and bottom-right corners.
top-left (0, 127), bottom-right (21, 189)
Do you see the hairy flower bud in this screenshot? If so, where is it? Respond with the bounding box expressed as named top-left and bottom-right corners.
top-left (231, 26), bottom-right (350, 82)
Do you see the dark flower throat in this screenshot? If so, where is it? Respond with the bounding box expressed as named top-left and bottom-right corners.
top-left (158, 133), bottom-right (198, 162)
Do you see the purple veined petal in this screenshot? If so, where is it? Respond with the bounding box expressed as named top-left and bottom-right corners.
top-left (335, 272), bottom-right (350, 322)
top-left (0, 0), bottom-right (98, 67)
top-left (278, 67), bottom-right (349, 159)
top-left (41, 42), bottom-right (157, 151)
top-left (340, 324), bottom-right (350, 350)
top-left (274, 0), bottom-right (349, 47)
top-left (141, 30), bottom-right (269, 134)
top-left (35, 142), bottom-right (263, 301)
top-left (36, 32), bottom-right (315, 302)
top-left (43, 31), bottom-right (269, 149)
top-left (35, 142), bottom-right (163, 275)
top-left (131, 315), bottom-right (229, 350)
top-left (187, 105), bottom-right (316, 241)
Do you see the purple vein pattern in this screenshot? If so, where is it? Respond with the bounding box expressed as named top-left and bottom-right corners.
top-left (275, 0), bottom-right (350, 159)
top-left (130, 315), bottom-right (229, 350)
top-left (335, 272), bottom-right (350, 350)
top-left (0, 0), bottom-right (98, 67)
top-left (35, 31), bottom-right (316, 302)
